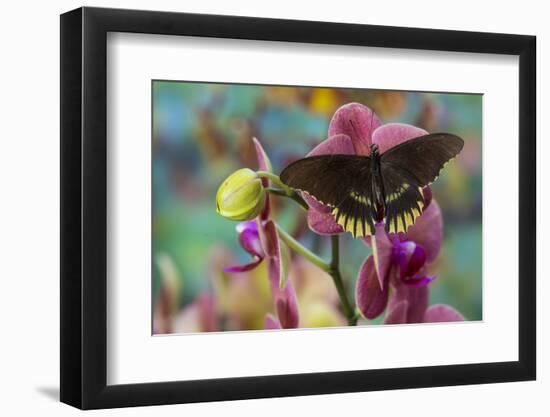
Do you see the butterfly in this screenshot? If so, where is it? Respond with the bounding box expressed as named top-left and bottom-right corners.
top-left (280, 133), bottom-right (464, 238)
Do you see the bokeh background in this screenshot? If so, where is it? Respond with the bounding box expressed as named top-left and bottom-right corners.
top-left (152, 81), bottom-right (482, 334)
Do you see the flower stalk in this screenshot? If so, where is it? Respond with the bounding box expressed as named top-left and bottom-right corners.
top-left (329, 235), bottom-right (358, 325)
top-left (275, 223), bottom-right (357, 326)
top-left (257, 170), bottom-right (358, 326)
top-left (256, 171), bottom-right (292, 194)
top-left (275, 224), bottom-right (329, 272)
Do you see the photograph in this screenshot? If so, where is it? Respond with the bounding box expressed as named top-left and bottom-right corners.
top-left (151, 81), bottom-right (483, 334)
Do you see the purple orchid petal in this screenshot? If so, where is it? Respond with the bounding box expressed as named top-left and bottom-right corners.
top-left (253, 137), bottom-right (273, 173)
top-left (397, 250), bottom-right (409, 279)
top-left (258, 219), bottom-right (278, 258)
top-left (422, 186), bottom-right (433, 209)
top-left (252, 137), bottom-right (272, 220)
top-left (224, 221), bottom-right (265, 273)
top-left (307, 208), bottom-right (344, 235)
top-left (258, 220), bottom-right (283, 285)
top-left (237, 221), bottom-right (264, 258)
top-left (403, 275), bottom-right (436, 287)
top-left (423, 304), bottom-right (465, 323)
top-left (307, 133), bottom-right (356, 157)
top-left (407, 244), bottom-right (427, 277)
top-left (261, 193), bottom-right (271, 221)
top-left (371, 223), bottom-right (393, 289)
top-left (269, 273), bottom-right (300, 329)
top-left (236, 219), bottom-right (259, 233)
top-left (223, 257), bottom-right (263, 273)
top-left (303, 193), bottom-right (331, 214)
top-left (263, 220), bottom-right (285, 288)
top-left (384, 300), bottom-right (409, 325)
top-left (372, 123), bottom-right (428, 155)
top-left (275, 286), bottom-right (300, 329)
top-left (264, 313), bottom-right (282, 329)
top-left (356, 256), bottom-right (390, 320)
top-left (261, 220), bottom-right (300, 328)
top-left (388, 284), bottom-right (429, 324)
top-left (328, 103), bottom-right (382, 155)
top-left (404, 199), bottom-right (443, 263)
top-left (404, 285), bottom-right (429, 323)
top-left (396, 241), bottom-right (427, 279)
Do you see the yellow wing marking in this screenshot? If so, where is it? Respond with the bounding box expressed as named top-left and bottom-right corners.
top-left (331, 193), bottom-right (373, 238)
top-left (385, 186), bottom-right (425, 234)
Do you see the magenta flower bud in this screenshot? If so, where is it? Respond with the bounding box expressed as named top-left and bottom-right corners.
top-left (223, 220), bottom-right (265, 273)
top-left (395, 241), bottom-right (427, 280)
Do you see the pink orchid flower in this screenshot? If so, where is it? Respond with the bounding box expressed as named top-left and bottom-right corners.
top-left (356, 198), bottom-right (464, 324)
top-left (224, 138), bottom-right (299, 329)
top-left (304, 102), bottom-right (433, 235)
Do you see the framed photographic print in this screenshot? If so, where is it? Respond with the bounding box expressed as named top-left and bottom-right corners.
top-left (60, 6), bottom-right (536, 409)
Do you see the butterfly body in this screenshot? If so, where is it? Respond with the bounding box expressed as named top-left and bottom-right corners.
top-left (368, 144), bottom-right (386, 216)
top-left (280, 133), bottom-right (464, 238)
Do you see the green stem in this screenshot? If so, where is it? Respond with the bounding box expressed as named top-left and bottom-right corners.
top-left (257, 171), bottom-right (292, 194)
top-left (266, 187), bottom-right (308, 210)
top-left (259, 171), bottom-right (357, 326)
top-left (329, 235), bottom-right (358, 326)
top-left (276, 224), bottom-right (330, 272)
top-left (276, 225), bottom-right (358, 326)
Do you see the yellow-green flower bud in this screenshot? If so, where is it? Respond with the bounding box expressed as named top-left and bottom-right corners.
top-left (216, 168), bottom-right (266, 221)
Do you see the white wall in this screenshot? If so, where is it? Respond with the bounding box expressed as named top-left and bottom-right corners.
top-left (0, 0), bottom-right (545, 415)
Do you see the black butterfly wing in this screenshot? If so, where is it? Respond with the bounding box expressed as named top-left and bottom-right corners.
top-left (380, 166), bottom-right (425, 234)
top-left (280, 155), bottom-right (377, 237)
top-left (381, 133), bottom-right (464, 186)
top-left (380, 133), bottom-right (463, 234)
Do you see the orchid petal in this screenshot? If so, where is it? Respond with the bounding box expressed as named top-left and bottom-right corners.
top-left (236, 219), bottom-right (259, 234)
top-left (238, 225), bottom-right (264, 258)
top-left (307, 133), bottom-right (356, 157)
top-left (261, 221), bottom-right (300, 328)
top-left (258, 219), bottom-right (278, 258)
top-left (223, 257), bottom-right (263, 273)
top-left (423, 304), bottom-right (465, 323)
top-left (328, 103), bottom-right (382, 155)
top-left (253, 137), bottom-right (273, 173)
top-left (269, 277), bottom-right (300, 329)
top-left (302, 193), bottom-right (331, 214)
top-left (224, 221), bottom-right (265, 273)
top-left (404, 199), bottom-right (443, 263)
top-left (264, 313), bottom-right (282, 329)
top-left (275, 286), bottom-right (300, 329)
top-left (371, 223), bottom-right (393, 289)
top-left (403, 286), bottom-right (429, 323)
top-left (389, 284), bottom-right (429, 324)
top-left (403, 275), bottom-right (436, 287)
top-left (307, 208), bottom-right (344, 235)
top-left (372, 123), bottom-right (428, 154)
top-left (356, 256), bottom-right (389, 320)
top-left (422, 186), bottom-right (433, 208)
top-left (384, 300), bottom-right (409, 325)
top-left (252, 137), bottom-right (272, 220)
top-left (262, 220), bottom-right (288, 289)
top-left (396, 241), bottom-right (427, 279)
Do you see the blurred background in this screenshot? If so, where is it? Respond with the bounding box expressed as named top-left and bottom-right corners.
top-left (152, 81), bottom-right (482, 334)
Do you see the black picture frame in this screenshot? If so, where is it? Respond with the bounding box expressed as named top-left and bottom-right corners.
top-left (60, 6), bottom-right (536, 410)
